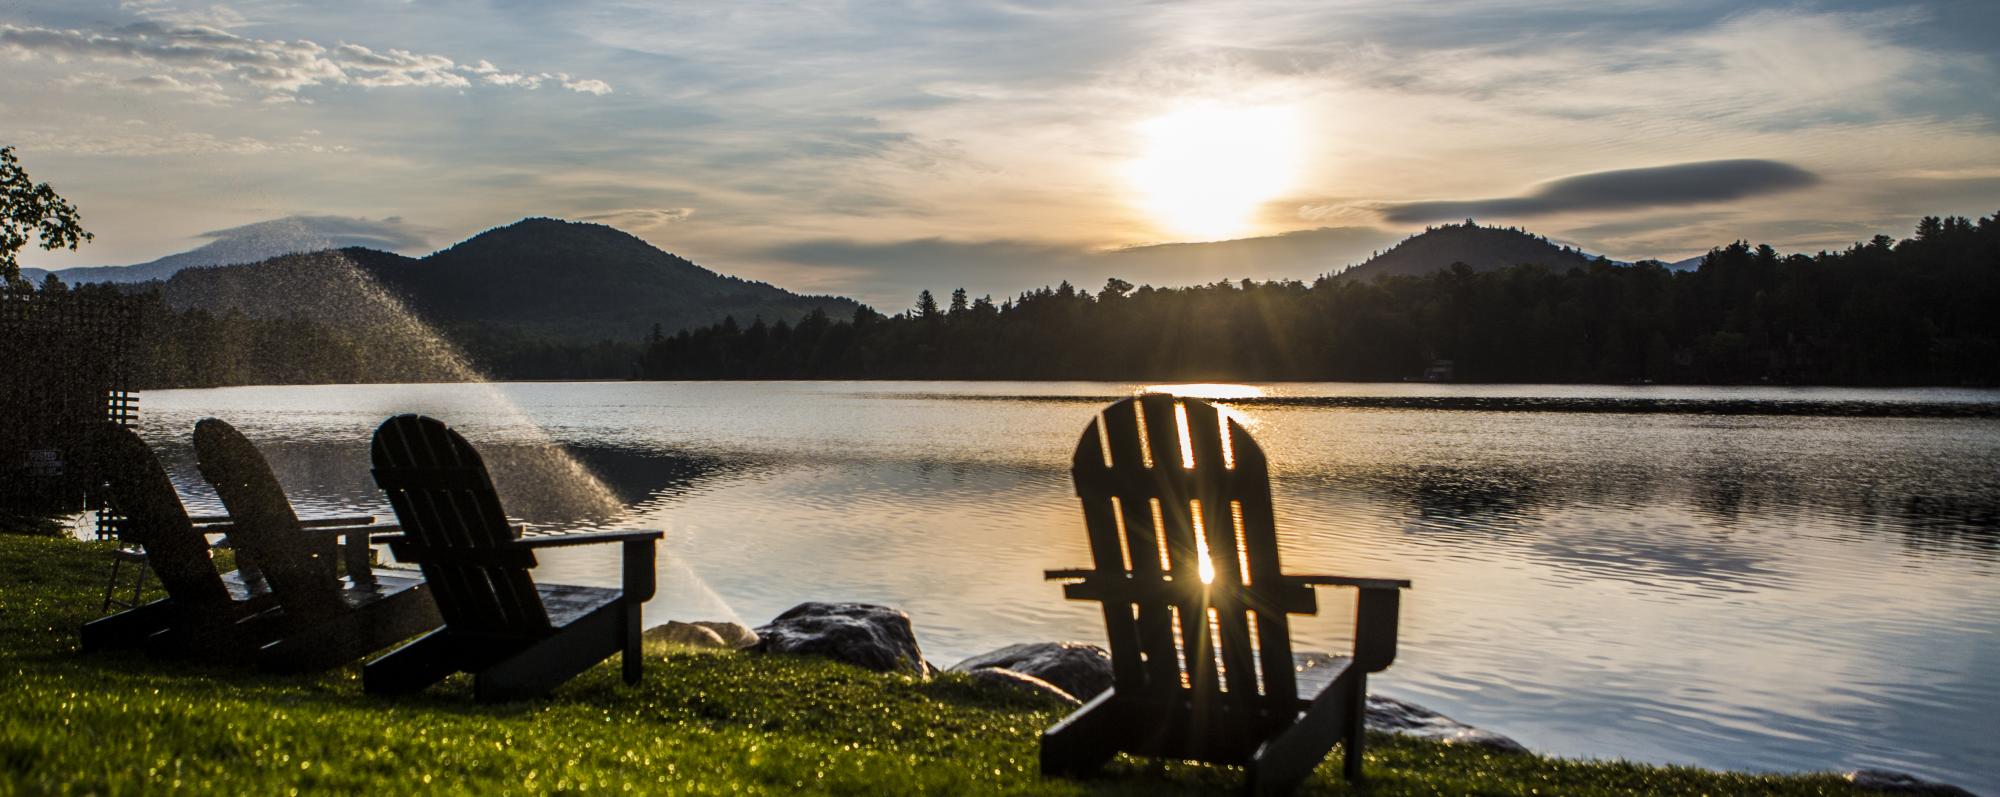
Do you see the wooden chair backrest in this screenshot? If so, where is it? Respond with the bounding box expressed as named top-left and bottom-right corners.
top-left (193, 418), bottom-right (341, 617)
top-left (1070, 394), bottom-right (1306, 711)
top-left (370, 414), bottom-right (551, 635)
top-left (88, 423), bottom-right (232, 607)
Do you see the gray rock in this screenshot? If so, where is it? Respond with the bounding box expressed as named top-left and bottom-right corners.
top-left (643, 621), bottom-right (729, 649)
top-left (752, 602), bottom-right (930, 677)
top-left (1847, 769), bottom-right (1979, 796)
top-left (691, 621), bottom-right (759, 650)
top-left (950, 642), bottom-right (1114, 700)
top-left (1296, 652), bottom-right (1528, 754)
top-left (1364, 694), bottom-right (1529, 754)
top-left (967, 667), bottom-right (1082, 706)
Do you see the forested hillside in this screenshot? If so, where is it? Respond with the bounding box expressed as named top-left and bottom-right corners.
top-left (1335, 221), bottom-right (1599, 280)
top-left (40, 212), bottom-right (1996, 387)
top-left (639, 213), bottom-right (2000, 385)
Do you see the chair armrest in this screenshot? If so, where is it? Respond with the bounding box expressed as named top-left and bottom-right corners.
top-left (1287, 575), bottom-right (1407, 672)
top-left (1047, 568), bottom-right (1320, 615)
top-left (375, 534), bottom-right (537, 568)
top-left (514, 531), bottom-right (663, 603)
top-left (298, 515), bottom-right (378, 528)
top-left (373, 531), bottom-right (662, 602)
top-left (1291, 574), bottom-right (1412, 590)
top-left (289, 523), bottom-right (401, 539)
top-left (512, 529), bottom-right (664, 549)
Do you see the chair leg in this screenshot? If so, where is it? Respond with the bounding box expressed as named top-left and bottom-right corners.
top-left (145, 613), bottom-right (260, 663)
top-left (262, 591), bottom-right (440, 674)
top-left (80, 598), bottom-right (176, 652)
top-left (1040, 690), bottom-right (1125, 778)
top-left (1343, 672), bottom-right (1368, 782)
top-left (100, 556), bottom-right (120, 613)
top-left (364, 629), bottom-right (462, 695)
top-left (622, 602), bottom-right (642, 685)
top-left (475, 608), bottom-right (621, 702)
top-left (1249, 665), bottom-right (1361, 795)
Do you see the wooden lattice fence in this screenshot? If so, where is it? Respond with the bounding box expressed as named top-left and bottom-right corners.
top-left (1, 285), bottom-right (141, 522)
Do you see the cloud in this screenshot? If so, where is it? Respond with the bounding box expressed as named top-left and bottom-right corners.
top-left (1378, 160), bottom-right (1821, 224)
top-left (4, 122), bottom-right (349, 156)
top-left (0, 21), bottom-right (610, 101)
top-left (577, 208), bottom-right (695, 229)
top-left (194, 214), bottom-right (434, 253)
top-left (562, 77), bottom-right (613, 96)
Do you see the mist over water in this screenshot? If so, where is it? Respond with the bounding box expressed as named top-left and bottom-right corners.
top-left (131, 381), bottom-right (1999, 792)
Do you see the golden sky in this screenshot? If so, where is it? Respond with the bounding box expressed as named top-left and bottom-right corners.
top-left (4, 1), bottom-right (1998, 306)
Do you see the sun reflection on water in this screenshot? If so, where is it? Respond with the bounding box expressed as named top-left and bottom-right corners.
top-left (1144, 383), bottom-right (1265, 400)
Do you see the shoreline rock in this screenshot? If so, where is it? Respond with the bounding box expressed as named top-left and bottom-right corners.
top-left (691, 620), bottom-right (759, 649)
top-left (1295, 652), bottom-right (1528, 753)
top-left (1846, 769), bottom-right (1979, 797)
top-left (643, 620), bottom-right (759, 650)
top-left (948, 642), bottom-right (1113, 701)
top-left (752, 602), bottom-right (931, 677)
top-left (643, 621), bottom-right (727, 649)
top-left (965, 668), bottom-right (1081, 705)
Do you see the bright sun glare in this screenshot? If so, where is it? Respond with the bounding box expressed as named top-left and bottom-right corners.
top-left (1127, 103), bottom-right (1304, 241)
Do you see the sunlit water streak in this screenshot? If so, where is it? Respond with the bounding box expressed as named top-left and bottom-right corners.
top-left (131, 380), bottom-right (2000, 792)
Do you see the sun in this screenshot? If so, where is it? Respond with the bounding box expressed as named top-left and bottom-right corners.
top-left (1126, 103), bottom-right (1304, 241)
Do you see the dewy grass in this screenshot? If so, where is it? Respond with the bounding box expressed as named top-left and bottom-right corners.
top-left (0, 534), bottom-right (1879, 796)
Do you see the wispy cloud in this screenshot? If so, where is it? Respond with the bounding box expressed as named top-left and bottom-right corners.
top-left (1378, 160), bottom-right (1821, 224)
top-left (4, 122), bottom-right (349, 156)
top-left (193, 214), bottom-right (432, 253)
top-left (0, 21), bottom-right (611, 101)
top-left (577, 208), bottom-right (695, 230)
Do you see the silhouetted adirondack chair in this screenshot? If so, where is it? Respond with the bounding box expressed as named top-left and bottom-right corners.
top-left (192, 418), bottom-right (441, 672)
top-left (1042, 394), bottom-right (1411, 794)
top-left (363, 414), bottom-right (662, 702)
top-left (78, 423), bottom-right (280, 657)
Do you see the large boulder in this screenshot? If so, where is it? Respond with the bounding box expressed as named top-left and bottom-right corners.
top-left (1296, 652), bottom-right (1528, 754)
top-left (966, 668), bottom-right (1081, 706)
top-left (753, 602), bottom-right (930, 676)
top-left (950, 642), bottom-right (1114, 700)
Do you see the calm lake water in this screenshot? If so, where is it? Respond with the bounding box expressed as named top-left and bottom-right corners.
top-left (130, 381), bottom-right (1999, 792)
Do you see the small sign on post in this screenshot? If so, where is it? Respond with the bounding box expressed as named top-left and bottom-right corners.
top-left (24, 449), bottom-right (63, 476)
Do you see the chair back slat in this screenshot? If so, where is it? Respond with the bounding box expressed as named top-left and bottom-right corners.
top-left (87, 423), bottom-right (232, 607)
top-left (193, 418), bottom-right (342, 617)
top-left (1230, 424), bottom-right (1300, 704)
top-left (1092, 398), bottom-right (1186, 692)
top-left (370, 415), bottom-right (550, 635)
top-left (1069, 395), bottom-right (1303, 712)
top-left (1183, 405), bottom-right (1263, 699)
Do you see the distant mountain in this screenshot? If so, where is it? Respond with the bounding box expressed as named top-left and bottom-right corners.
top-left (1666, 254), bottom-right (1705, 271)
top-left (1105, 226), bottom-right (1400, 282)
top-left (22, 215), bottom-right (429, 285)
top-left (1335, 221), bottom-right (1600, 280)
top-left (161, 217), bottom-right (860, 343)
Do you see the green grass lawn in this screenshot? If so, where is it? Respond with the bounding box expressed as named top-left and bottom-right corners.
top-left (0, 533), bottom-right (1881, 795)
